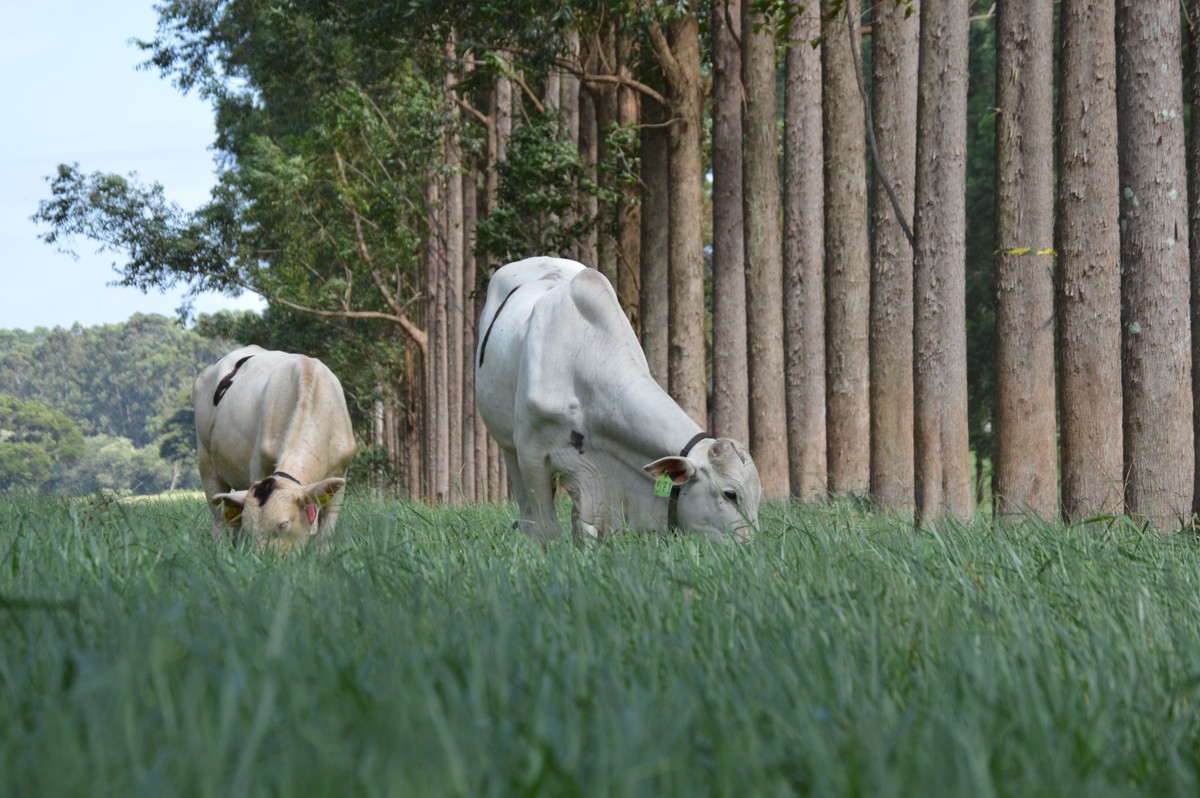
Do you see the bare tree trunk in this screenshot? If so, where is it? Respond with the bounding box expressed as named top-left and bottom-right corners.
top-left (913, 0), bottom-right (971, 522)
top-left (425, 177), bottom-right (450, 503)
top-left (445, 48), bottom-right (464, 503)
top-left (615, 29), bottom-right (641, 336)
top-left (562, 29), bottom-right (582, 263)
top-left (594, 24), bottom-right (619, 287)
top-left (869, 0), bottom-right (917, 512)
top-left (578, 46), bottom-right (600, 269)
top-left (784, 2), bottom-right (827, 501)
top-left (741, 0), bottom-right (788, 498)
top-left (821, 0), bottom-right (870, 497)
top-left (462, 165), bottom-right (479, 503)
top-left (711, 0), bottom-right (750, 445)
top-left (640, 91), bottom-right (671, 390)
top-left (1117, 0), bottom-right (1193, 528)
top-left (1058, 0), bottom-right (1122, 523)
top-left (993, 0), bottom-right (1057, 520)
top-left (649, 8), bottom-right (708, 426)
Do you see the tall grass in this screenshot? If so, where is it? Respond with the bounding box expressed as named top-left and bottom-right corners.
top-left (1, 494), bottom-right (1198, 796)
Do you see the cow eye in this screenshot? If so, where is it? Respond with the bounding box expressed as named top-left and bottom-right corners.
top-left (723, 490), bottom-right (738, 505)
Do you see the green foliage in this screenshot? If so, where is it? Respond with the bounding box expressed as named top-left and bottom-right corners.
top-left (965, 15), bottom-right (998, 496)
top-left (0, 394), bottom-right (85, 491)
top-left (4, 499), bottom-right (1200, 794)
top-left (0, 314), bottom-right (230, 448)
top-left (476, 114), bottom-right (600, 264)
top-left (53, 435), bottom-right (175, 496)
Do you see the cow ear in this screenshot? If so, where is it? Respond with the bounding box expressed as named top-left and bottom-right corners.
top-left (643, 456), bottom-right (696, 486)
top-left (213, 491), bottom-right (248, 526)
top-left (304, 477), bottom-right (346, 508)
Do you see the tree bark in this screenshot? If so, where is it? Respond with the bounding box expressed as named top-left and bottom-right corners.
top-left (711, 0), bottom-right (750, 446)
top-left (869, 0), bottom-right (917, 511)
top-left (445, 48), bottom-right (464, 503)
top-left (784, 2), bottom-right (827, 502)
top-left (615, 29), bottom-right (641, 336)
top-left (462, 162), bottom-right (479, 503)
top-left (640, 90), bottom-right (671, 390)
top-left (913, 0), bottom-right (971, 522)
top-left (1116, 0), bottom-right (1193, 528)
top-left (1058, 0), bottom-right (1122, 523)
top-left (1188, 1), bottom-right (1200, 519)
top-left (594, 24), bottom-right (620, 288)
top-left (993, 0), bottom-right (1056, 520)
top-left (578, 46), bottom-right (601, 269)
top-left (741, 0), bottom-right (788, 498)
top-left (821, 0), bottom-right (870, 497)
top-left (648, 7), bottom-right (708, 426)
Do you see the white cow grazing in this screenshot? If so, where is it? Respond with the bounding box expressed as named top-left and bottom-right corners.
top-left (193, 345), bottom-right (356, 551)
top-left (476, 256), bottom-right (762, 543)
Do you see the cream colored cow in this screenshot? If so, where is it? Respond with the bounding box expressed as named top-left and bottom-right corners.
top-left (194, 346), bottom-right (356, 551)
top-left (475, 256), bottom-right (762, 544)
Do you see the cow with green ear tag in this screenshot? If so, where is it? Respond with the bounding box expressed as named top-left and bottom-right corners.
top-left (475, 256), bottom-right (762, 544)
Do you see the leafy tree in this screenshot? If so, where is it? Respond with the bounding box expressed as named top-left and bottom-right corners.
top-left (0, 394), bottom-right (85, 492)
top-left (56, 435), bottom-right (174, 496)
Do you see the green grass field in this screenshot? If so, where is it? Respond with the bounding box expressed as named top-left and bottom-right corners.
top-left (1, 494), bottom-right (1198, 796)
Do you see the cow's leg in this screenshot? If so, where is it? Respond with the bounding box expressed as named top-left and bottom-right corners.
top-left (502, 448), bottom-right (536, 536)
top-left (197, 443), bottom-right (231, 543)
top-left (511, 451), bottom-right (560, 543)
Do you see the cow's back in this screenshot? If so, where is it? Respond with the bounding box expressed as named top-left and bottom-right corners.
top-left (194, 346), bottom-right (354, 488)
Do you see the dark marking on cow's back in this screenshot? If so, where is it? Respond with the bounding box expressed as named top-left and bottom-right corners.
top-left (251, 476), bottom-right (278, 507)
top-left (213, 355), bottom-right (254, 405)
top-left (570, 430), bottom-right (585, 454)
top-left (478, 285), bottom-right (521, 369)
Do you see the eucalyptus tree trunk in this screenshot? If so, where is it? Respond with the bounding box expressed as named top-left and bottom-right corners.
top-left (741, 0), bottom-right (788, 499)
top-left (561, 30), bottom-right (582, 264)
top-left (784, 1), bottom-right (827, 501)
top-left (462, 163), bottom-right (479, 503)
top-left (710, 0), bottom-right (749, 445)
top-left (444, 50), bottom-right (464, 503)
top-left (486, 75), bottom-right (514, 502)
top-left (913, 0), bottom-right (971, 522)
top-left (1116, 0), bottom-right (1193, 528)
top-left (594, 24), bottom-right (620, 288)
top-left (993, 0), bottom-right (1056, 521)
top-left (425, 175), bottom-right (450, 503)
top-left (1188, 1), bottom-right (1200, 519)
top-left (1058, 0), bottom-right (1122, 522)
top-left (578, 46), bottom-right (600, 270)
top-left (869, 0), bottom-right (917, 512)
top-left (648, 6), bottom-right (708, 426)
top-left (640, 92), bottom-right (671, 390)
top-left (821, 0), bottom-right (870, 497)
top-left (615, 29), bottom-right (641, 337)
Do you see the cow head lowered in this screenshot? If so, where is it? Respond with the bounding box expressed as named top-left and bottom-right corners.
top-left (644, 437), bottom-right (762, 542)
top-left (213, 473), bottom-right (346, 552)
top-left (475, 256), bottom-right (764, 544)
top-left (194, 345), bottom-right (356, 552)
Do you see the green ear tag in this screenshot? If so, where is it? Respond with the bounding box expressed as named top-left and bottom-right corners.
top-left (653, 472), bottom-right (674, 498)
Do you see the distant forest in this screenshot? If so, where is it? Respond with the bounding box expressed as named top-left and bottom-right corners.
top-left (0, 314), bottom-right (232, 495)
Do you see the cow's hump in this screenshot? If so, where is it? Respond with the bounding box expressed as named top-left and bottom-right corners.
top-left (567, 268), bottom-right (627, 337)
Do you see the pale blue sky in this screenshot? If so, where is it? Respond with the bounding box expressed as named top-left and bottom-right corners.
top-left (0, 0), bottom-right (264, 333)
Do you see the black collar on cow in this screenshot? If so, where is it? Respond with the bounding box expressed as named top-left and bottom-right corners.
top-left (668, 431), bottom-right (714, 534)
top-left (271, 470), bottom-right (302, 485)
